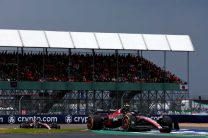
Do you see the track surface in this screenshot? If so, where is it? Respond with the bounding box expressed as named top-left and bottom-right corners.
top-left (0, 131), bottom-right (207, 138)
top-left (0, 124), bottom-right (208, 138)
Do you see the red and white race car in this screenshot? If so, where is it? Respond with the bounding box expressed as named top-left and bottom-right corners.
top-left (87, 108), bottom-right (178, 133)
top-left (20, 119), bottom-right (60, 129)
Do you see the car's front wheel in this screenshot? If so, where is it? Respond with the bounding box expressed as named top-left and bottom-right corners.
top-left (122, 114), bottom-right (136, 131)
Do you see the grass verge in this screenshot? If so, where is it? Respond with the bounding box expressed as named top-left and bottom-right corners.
top-left (0, 128), bottom-right (84, 134)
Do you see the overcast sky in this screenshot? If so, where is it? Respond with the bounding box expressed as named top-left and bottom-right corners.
top-left (0, 0), bottom-right (207, 97)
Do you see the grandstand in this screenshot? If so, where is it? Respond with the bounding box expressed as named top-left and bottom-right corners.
top-left (0, 29), bottom-right (194, 115)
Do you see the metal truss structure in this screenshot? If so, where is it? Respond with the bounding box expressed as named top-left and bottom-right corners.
top-left (130, 91), bottom-right (188, 114)
top-left (0, 89), bottom-right (188, 115)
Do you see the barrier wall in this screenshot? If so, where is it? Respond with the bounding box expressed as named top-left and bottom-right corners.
top-left (0, 81), bottom-right (181, 91)
top-left (0, 115), bottom-right (88, 124)
top-left (0, 115), bottom-right (208, 124)
top-left (169, 115), bottom-right (208, 123)
top-left (148, 115), bottom-right (208, 123)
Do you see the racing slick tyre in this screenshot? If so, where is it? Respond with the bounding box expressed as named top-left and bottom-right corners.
top-left (20, 123), bottom-right (29, 128)
top-left (20, 123), bottom-right (24, 128)
top-left (51, 123), bottom-right (61, 129)
top-left (122, 114), bottom-right (136, 131)
top-left (54, 124), bottom-right (61, 129)
top-left (56, 125), bottom-right (61, 129)
top-left (87, 115), bottom-right (103, 130)
top-left (158, 116), bottom-right (173, 133)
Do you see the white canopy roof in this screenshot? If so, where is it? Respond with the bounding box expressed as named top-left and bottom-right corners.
top-left (0, 29), bottom-right (194, 51)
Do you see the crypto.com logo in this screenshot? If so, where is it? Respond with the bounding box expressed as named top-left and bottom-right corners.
top-left (8, 115), bottom-right (16, 124)
top-left (65, 115), bottom-right (72, 124)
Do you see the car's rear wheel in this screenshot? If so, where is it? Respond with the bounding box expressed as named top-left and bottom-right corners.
top-left (20, 124), bottom-right (23, 128)
top-left (87, 115), bottom-right (103, 130)
top-left (52, 123), bottom-right (61, 129)
top-left (20, 123), bottom-right (27, 128)
top-left (56, 125), bottom-right (61, 129)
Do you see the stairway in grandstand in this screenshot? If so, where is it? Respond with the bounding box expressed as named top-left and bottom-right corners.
top-left (109, 91), bottom-right (123, 109)
top-left (124, 91), bottom-right (142, 105)
top-left (38, 90), bottom-right (68, 114)
top-left (17, 90), bottom-right (68, 114)
top-left (109, 91), bottom-right (141, 108)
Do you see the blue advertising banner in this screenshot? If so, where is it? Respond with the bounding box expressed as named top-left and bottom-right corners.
top-left (150, 115), bottom-right (208, 123)
top-left (1, 114), bottom-right (208, 124)
top-left (0, 115), bottom-right (88, 124)
top-left (168, 115), bottom-right (208, 123)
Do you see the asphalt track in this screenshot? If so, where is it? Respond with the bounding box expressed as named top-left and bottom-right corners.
top-left (0, 124), bottom-right (208, 138)
top-left (0, 130), bottom-right (207, 138)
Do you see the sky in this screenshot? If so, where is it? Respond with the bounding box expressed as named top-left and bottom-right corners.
top-left (0, 0), bottom-right (207, 97)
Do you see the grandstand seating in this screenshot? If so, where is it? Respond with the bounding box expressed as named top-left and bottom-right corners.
top-left (0, 52), bottom-right (183, 83)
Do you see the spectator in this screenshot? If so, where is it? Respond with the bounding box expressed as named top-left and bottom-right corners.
top-left (0, 52), bottom-right (184, 83)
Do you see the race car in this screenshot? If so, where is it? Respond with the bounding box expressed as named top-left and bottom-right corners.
top-left (87, 108), bottom-right (178, 133)
top-left (20, 119), bottom-right (60, 129)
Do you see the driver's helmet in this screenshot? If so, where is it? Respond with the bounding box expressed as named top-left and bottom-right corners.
top-left (124, 104), bottom-right (130, 111)
top-left (120, 108), bottom-right (126, 113)
top-left (120, 107), bottom-right (129, 114)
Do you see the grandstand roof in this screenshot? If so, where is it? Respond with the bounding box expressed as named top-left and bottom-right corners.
top-left (0, 29), bottom-right (194, 51)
